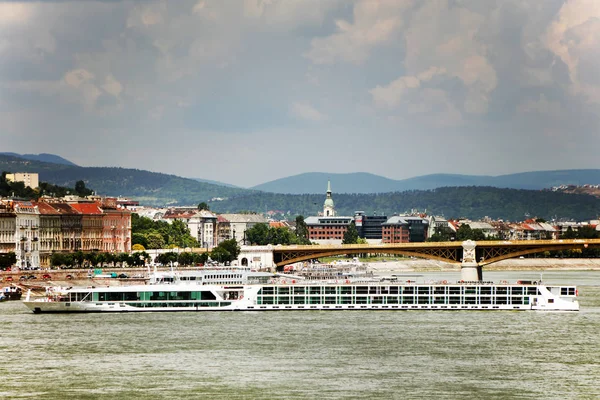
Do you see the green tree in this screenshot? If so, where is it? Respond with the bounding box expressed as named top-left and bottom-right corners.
top-left (217, 239), bottom-right (240, 261)
top-left (294, 215), bottom-right (311, 245)
top-left (146, 232), bottom-right (166, 249)
top-left (342, 221), bottom-right (359, 244)
top-left (561, 226), bottom-right (577, 239)
top-left (197, 202), bottom-right (210, 211)
top-left (210, 247), bottom-right (231, 264)
top-left (577, 225), bottom-right (599, 239)
top-left (74, 180), bottom-right (93, 196)
top-left (427, 226), bottom-right (455, 242)
top-left (246, 223), bottom-right (270, 245)
top-left (456, 224), bottom-right (473, 241)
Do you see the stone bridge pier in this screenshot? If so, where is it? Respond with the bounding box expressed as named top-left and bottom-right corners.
top-left (461, 240), bottom-right (482, 281)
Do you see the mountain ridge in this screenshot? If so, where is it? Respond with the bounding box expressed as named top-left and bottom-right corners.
top-left (250, 170), bottom-right (600, 194)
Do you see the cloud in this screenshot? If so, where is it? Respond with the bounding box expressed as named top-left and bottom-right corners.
top-left (305, 0), bottom-right (410, 65)
top-left (544, 0), bottom-right (600, 103)
top-left (290, 102), bottom-right (328, 122)
top-left (517, 94), bottom-right (562, 116)
top-left (1, 0), bottom-right (599, 186)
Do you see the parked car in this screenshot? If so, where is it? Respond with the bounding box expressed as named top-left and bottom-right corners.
top-left (19, 275), bottom-right (28, 281)
top-left (118, 273), bottom-right (129, 279)
top-left (65, 274), bottom-right (73, 280)
top-left (5, 276), bottom-right (13, 282)
top-left (27, 275), bottom-right (37, 280)
top-left (42, 274), bottom-right (52, 280)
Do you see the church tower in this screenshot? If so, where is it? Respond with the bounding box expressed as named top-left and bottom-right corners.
top-left (323, 180), bottom-right (335, 217)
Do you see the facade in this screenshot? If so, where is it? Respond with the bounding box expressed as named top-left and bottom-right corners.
top-left (100, 198), bottom-right (131, 253)
top-left (354, 211), bottom-right (387, 240)
top-left (305, 216), bottom-right (353, 242)
top-left (219, 214), bottom-right (269, 245)
top-left (69, 202), bottom-right (104, 251)
top-left (305, 182), bottom-right (353, 243)
top-left (190, 210), bottom-right (218, 248)
top-left (5, 172), bottom-right (39, 189)
top-left (34, 201), bottom-right (63, 267)
top-left (0, 197), bottom-right (131, 268)
top-left (382, 216), bottom-right (429, 243)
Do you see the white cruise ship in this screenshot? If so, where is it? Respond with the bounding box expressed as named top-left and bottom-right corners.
top-left (22, 267), bottom-right (579, 313)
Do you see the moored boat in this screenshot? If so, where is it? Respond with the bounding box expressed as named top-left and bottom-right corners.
top-left (1, 286), bottom-right (23, 301)
top-left (22, 268), bottom-right (579, 313)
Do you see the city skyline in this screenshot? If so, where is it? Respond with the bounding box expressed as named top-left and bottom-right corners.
top-left (1, 0), bottom-right (599, 187)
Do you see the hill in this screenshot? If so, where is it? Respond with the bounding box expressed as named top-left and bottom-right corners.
top-left (207, 186), bottom-right (600, 222)
top-left (0, 154), bottom-right (252, 206)
top-left (2, 153), bottom-right (599, 220)
top-left (0, 152), bottom-right (78, 166)
top-left (250, 170), bottom-right (600, 194)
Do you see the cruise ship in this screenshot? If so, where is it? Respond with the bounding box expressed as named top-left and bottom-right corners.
top-left (22, 267), bottom-right (579, 313)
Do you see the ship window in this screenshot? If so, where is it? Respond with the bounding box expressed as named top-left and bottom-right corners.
top-left (448, 287), bottom-right (460, 295)
top-left (548, 299), bottom-right (554, 303)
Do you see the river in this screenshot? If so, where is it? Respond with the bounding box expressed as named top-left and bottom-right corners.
top-left (1, 270), bottom-right (599, 399)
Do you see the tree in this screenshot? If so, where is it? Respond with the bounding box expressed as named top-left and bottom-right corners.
top-left (456, 224), bottom-right (473, 241)
top-left (562, 226), bottom-right (577, 239)
top-left (217, 239), bottom-right (241, 260)
top-left (246, 223), bottom-right (270, 245)
top-left (295, 215), bottom-right (311, 245)
top-left (146, 232), bottom-right (166, 249)
top-left (427, 226), bottom-right (455, 242)
top-left (74, 180), bottom-right (93, 196)
top-left (132, 243), bottom-right (146, 251)
top-left (342, 222), bottom-right (359, 244)
top-left (197, 202), bottom-right (210, 211)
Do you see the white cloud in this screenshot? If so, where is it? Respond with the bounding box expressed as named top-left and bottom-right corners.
top-left (544, 0), bottom-right (600, 103)
top-left (290, 102), bottom-right (328, 122)
top-left (0, 3), bottom-right (35, 26)
top-left (305, 0), bottom-right (410, 65)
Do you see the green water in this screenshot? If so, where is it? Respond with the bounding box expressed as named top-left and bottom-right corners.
top-left (1, 271), bottom-right (599, 399)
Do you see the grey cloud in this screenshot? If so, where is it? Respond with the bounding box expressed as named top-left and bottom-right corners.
top-left (1, 0), bottom-right (599, 187)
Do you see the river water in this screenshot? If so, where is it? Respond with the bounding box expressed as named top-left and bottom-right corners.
top-left (1, 270), bottom-right (599, 399)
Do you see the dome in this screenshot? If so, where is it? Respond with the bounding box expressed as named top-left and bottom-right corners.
top-left (324, 198), bottom-right (334, 207)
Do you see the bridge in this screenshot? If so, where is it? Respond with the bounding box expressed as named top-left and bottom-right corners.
top-left (264, 238), bottom-right (600, 281)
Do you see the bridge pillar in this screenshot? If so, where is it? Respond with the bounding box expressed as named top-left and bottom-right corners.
top-left (461, 240), bottom-right (482, 281)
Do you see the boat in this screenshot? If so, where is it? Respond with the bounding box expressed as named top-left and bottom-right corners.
top-left (1, 286), bottom-right (23, 302)
top-left (22, 267), bottom-right (579, 313)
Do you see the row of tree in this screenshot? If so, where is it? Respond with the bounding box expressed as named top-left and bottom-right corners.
top-left (131, 214), bottom-right (198, 249)
top-left (244, 217), bottom-right (311, 245)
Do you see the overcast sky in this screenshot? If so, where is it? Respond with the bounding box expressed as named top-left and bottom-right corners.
top-left (1, 0), bottom-right (599, 187)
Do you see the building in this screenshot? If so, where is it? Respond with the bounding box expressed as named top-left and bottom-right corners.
top-left (5, 172), bottom-right (39, 189)
top-left (69, 202), bottom-right (104, 252)
top-left (218, 214), bottom-right (268, 245)
top-left (0, 200), bottom-right (40, 269)
top-left (306, 181), bottom-right (353, 244)
top-left (190, 210), bottom-right (218, 248)
top-left (382, 215), bottom-right (429, 243)
top-left (323, 180), bottom-right (335, 217)
top-left (354, 211), bottom-right (387, 241)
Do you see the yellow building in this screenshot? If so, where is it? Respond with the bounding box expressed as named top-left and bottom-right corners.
top-left (6, 172), bottom-right (39, 189)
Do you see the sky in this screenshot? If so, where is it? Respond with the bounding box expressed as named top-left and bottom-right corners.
top-left (1, 0), bottom-right (599, 188)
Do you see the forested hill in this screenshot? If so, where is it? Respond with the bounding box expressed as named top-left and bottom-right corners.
top-left (0, 154), bottom-right (252, 205)
top-left (208, 186), bottom-right (600, 221)
top-left (251, 170), bottom-right (600, 194)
